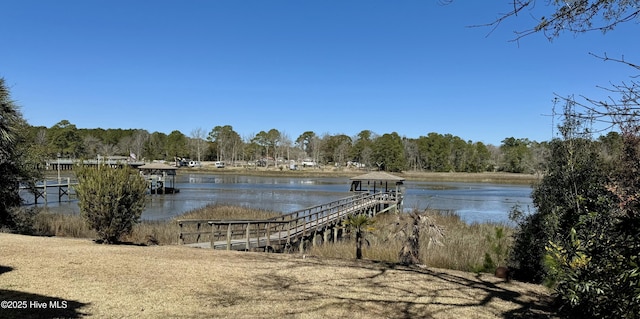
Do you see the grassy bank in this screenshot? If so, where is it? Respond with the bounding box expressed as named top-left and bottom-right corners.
top-left (1, 205), bottom-right (556, 318)
top-left (0, 233), bottom-right (557, 319)
top-left (46, 164), bottom-right (540, 185)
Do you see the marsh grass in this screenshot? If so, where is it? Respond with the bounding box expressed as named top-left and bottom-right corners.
top-left (32, 211), bottom-right (95, 238)
top-left (28, 205), bottom-right (512, 272)
top-left (308, 210), bottom-right (513, 273)
top-left (177, 204), bottom-right (281, 220)
top-left (30, 204), bottom-right (281, 245)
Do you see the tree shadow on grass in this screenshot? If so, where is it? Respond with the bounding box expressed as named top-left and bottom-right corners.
top-left (201, 255), bottom-right (558, 319)
top-left (0, 265), bottom-right (90, 318)
top-left (0, 265), bottom-right (13, 276)
top-left (422, 268), bottom-right (557, 319)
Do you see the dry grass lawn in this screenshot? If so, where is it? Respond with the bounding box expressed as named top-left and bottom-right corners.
top-left (0, 233), bottom-right (557, 319)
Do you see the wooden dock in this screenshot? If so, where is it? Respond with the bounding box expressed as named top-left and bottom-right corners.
top-left (178, 191), bottom-right (401, 252)
top-left (19, 178), bottom-right (78, 205)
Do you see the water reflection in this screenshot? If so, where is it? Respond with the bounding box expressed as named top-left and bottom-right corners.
top-left (24, 174), bottom-right (534, 224)
top-left (404, 181), bottom-right (533, 224)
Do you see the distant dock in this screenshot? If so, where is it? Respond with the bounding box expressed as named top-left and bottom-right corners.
top-left (20, 178), bottom-right (78, 205)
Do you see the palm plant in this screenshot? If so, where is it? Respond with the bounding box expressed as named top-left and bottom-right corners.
top-left (0, 78), bottom-right (24, 226)
top-left (343, 213), bottom-right (375, 259)
top-left (394, 209), bottom-right (445, 265)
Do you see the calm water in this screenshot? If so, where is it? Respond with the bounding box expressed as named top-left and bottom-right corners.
top-left (23, 174), bottom-right (534, 224)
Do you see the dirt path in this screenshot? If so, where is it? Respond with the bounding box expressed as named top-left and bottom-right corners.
top-left (0, 233), bottom-right (556, 318)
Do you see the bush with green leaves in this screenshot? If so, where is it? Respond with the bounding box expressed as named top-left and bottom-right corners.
top-left (543, 212), bottom-right (637, 318)
top-left (475, 226), bottom-right (509, 274)
top-left (508, 136), bottom-right (614, 283)
top-left (509, 108), bottom-right (640, 318)
top-left (542, 134), bottom-right (640, 319)
top-left (75, 164), bottom-right (147, 244)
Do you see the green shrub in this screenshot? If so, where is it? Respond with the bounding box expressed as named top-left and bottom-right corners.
top-left (542, 134), bottom-right (640, 319)
top-left (545, 212), bottom-right (640, 319)
top-left (474, 226), bottom-right (509, 274)
top-left (509, 137), bottom-right (614, 283)
top-left (75, 164), bottom-right (147, 244)
top-left (509, 109), bottom-right (640, 318)
top-left (508, 208), bottom-right (558, 282)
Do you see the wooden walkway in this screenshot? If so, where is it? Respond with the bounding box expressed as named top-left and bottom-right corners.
top-left (178, 192), bottom-right (400, 251)
top-left (19, 178), bottom-right (78, 205)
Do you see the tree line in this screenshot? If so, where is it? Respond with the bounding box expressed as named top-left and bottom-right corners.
top-left (22, 119), bottom-right (625, 173)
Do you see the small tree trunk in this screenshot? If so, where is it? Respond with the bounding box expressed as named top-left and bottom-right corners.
top-left (399, 217), bottom-right (421, 265)
top-left (355, 228), bottom-right (363, 259)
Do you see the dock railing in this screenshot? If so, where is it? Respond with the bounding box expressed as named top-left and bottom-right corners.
top-left (177, 191), bottom-right (397, 250)
top-left (19, 178), bottom-right (79, 205)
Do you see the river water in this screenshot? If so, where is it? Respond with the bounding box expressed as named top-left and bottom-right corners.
top-left (25, 174), bottom-right (534, 224)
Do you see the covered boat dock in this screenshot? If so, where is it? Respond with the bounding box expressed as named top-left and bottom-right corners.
top-left (349, 171), bottom-right (405, 212)
top-left (138, 163), bottom-right (179, 194)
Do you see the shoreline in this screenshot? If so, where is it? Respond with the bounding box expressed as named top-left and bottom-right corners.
top-left (44, 163), bottom-right (540, 185)
top-left (179, 166), bottom-right (540, 185)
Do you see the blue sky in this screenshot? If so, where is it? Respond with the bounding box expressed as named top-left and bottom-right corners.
top-left (1, 1), bottom-right (637, 145)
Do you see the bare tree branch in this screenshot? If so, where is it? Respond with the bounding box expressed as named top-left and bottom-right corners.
top-left (589, 52), bottom-right (640, 74)
top-left (460, 1), bottom-right (640, 42)
top-left (466, 1), bottom-right (534, 39)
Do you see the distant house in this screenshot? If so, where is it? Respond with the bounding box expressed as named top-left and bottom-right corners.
top-left (301, 159), bottom-right (317, 167)
top-left (347, 161), bottom-right (366, 168)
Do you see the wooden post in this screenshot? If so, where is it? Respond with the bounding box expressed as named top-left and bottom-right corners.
top-left (67, 177), bottom-right (71, 201)
top-left (214, 224), bottom-right (220, 249)
top-left (245, 223), bottom-right (251, 251)
top-left (178, 222), bottom-right (184, 245)
top-left (226, 225), bottom-right (232, 250)
top-left (58, 180), bottom-right (63, 202)
top-left (43, 181), bottom-right (47, 205)
top-left (295, 212), bottom-right (300, 237)
top-left (162, 171), bottom-right (167, 194)
top-left (196, 222), bottom-right (201, 243)
top-left (266, 223), bottom-right (271, 250)
top-left (33, 184), bottom-right (39, 205)
top-left (302, 214), bottom-right (307, 237)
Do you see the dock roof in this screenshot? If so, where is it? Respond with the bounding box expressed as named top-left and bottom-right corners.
top-left (138, 163), bottom-right (178, 170)
top-left (350, 171), bottom-right (404, 182)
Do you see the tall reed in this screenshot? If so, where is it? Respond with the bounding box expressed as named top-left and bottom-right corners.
top-left (308, 209), bottom-right (513, 273)
top-left (32, 211), bottom-right (95, 238)
top-left (29, 204), bottom-right (281, 245)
